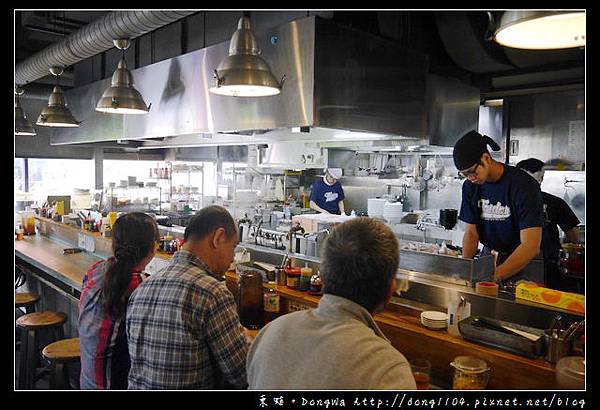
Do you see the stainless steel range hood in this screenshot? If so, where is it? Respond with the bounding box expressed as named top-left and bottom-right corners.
top-left (50, 16), bottom-right (429, 146)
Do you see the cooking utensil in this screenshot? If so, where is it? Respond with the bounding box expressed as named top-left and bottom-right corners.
top-left (473, 317), bottom-right (541, 341)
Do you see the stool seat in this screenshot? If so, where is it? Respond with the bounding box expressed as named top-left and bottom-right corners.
top-left (42, 338), bottom-right (80, 362)
top-left (16, 311), bottom-right (67, 329)
top-left (15, 292), bottom-right (40, 308)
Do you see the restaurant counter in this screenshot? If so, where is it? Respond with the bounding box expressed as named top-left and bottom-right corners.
top-left (15, 217), bottom-right (559, 389)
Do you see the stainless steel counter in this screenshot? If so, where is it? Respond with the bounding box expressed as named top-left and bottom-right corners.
top-left (239, 242), bottom-right (583, 330)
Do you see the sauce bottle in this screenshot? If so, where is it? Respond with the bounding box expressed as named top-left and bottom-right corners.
top-left (299, 264), bottom-right (312, 291)
top-left (263, 283), bottom-right (280, 323)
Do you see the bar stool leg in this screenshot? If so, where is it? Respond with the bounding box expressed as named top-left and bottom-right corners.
top-left (49, 362), bottom-right (67, 389)
top-left (25, 329), bottom-right (37, 389)
top-left (17, 328), bottom-right (29, 389)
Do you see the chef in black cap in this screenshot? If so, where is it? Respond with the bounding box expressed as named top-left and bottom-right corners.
top-left (516, 158), bottom-right (581, 292)
top-left (453, 130), bottom-right (544, 283)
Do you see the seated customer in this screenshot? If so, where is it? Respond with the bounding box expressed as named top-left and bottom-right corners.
top-left (126, 205), bottom-right (249, 389)
top-left (79, 212), bottom-right (159, 389)
top-left (247, 217), bottom-right (416, 389)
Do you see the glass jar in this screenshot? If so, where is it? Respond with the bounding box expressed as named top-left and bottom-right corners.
top-left (556, 356), bottom-right (585, 389)
top-left (451, 356), bottom-right (490, 390)
top-left (237, 270), bottom-right (265, 329)
top-left (286, 268), bottom-right (301, 289)
top-left (308, 272), bottom-right (323, 295)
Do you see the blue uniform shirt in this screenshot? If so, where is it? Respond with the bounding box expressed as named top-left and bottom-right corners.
top-left (310, 178), bottom-right (345, 214)
top-left (458, 164), bottom-right (544, 254)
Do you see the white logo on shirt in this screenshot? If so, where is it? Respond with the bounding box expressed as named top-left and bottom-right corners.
top-left (478, 199), bottom-right (511, 221)
top-left (324, 192), bottom-right (339, 202)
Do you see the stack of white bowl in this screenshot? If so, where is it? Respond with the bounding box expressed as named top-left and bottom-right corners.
top-left (367, 198), bottom-right (388, 218)
top-left (420, 311), bottom-right (448, 330)
top-left (383, 201), bottom-right (404, 224)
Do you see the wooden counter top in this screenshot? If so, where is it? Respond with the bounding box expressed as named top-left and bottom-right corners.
top-left (225, 271), bottom-right (557, 389)
top-left (15, 234), bottom-right (101, 289)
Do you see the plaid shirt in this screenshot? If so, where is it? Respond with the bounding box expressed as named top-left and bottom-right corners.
top-left (126, 250), bottom-right (249, 389)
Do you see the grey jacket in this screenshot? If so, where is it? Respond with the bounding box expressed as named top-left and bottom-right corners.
top-left (247, 294), bottom-right (416, 390)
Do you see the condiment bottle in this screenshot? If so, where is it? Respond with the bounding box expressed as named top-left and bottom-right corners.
top-left (299, 264), bottom-right (312, 291)
top-left (15, 225), bottom-right (24, 241)
top-left (286, 267), bottom-right (300, 289)
top-left (263, 283), bottom-right (280, 323)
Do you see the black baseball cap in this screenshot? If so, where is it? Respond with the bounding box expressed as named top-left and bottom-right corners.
top-left (453, 130), bottom-right (501, 170)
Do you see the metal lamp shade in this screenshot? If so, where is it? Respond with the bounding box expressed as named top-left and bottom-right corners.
top-left (210, 17), bottom-right (283, 97)
top-left (494, 11), bottom-right (586, 50)
top-left (36, 85), bottom-right (80, 127)
top-left (96, 59), bottom-right (150, 114)
top-left (15, 96), bottom-right (36, 136)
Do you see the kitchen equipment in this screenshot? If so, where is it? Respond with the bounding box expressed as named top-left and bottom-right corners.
top-left (558, 243), bottom-right (585, 279)
top-left (556, 356), bottom-right (585, 389)
top-left (459, 316), bottom-right (545, 358)
top-left (439, 208), bottom-right (458, 230)
top-left (367, 198), bottom-right (387, 218)
top-left (383, 201), bottom-right (404, 224)
top-left (450, 356), bottom-right (490, 390)
top-left (237, 269), bottom-right (265, 329)
top-left (544, 328), bottom-right (570, 364)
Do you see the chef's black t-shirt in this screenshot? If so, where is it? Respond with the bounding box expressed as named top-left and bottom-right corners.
top-left (459, 164), bottom-right (544, 254)
top-left (541, 192), bottom-right (580, 261)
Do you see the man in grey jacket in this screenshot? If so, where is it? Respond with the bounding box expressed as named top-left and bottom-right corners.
top-left (246, 217), bottom-right (416, 389)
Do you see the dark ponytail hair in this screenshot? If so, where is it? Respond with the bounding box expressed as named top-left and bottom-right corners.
top-left (102, 212), bottom-right (159, 320)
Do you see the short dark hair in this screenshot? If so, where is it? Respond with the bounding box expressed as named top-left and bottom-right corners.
top-left (321, 218), bottom-right (399, 312)
top-left (516, 158), bottom-right (545, 174)
top-left (184, 205), bottom-right (237, 242)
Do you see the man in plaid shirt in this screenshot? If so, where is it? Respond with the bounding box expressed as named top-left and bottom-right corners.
top-left (126, 205), bottom-right (249, 389)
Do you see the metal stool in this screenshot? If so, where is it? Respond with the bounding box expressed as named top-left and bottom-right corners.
top-left (15, 292), bottom-right (40, 314)
top-left (42, 338), bottom-right (80, 389)
top-left (16, 311), bottom-right (67, 389)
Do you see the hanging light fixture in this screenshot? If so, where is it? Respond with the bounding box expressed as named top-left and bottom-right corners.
top-left (15, 86), bottom-right (36, 136)
top-left (36, 66), bottom-right (80, 127)
top-left (494, 11), bottom-right (586, 50)
top-left (210, 16), bottom-right (285, 97)
top-left (96, 39), bottom-right (151, 114)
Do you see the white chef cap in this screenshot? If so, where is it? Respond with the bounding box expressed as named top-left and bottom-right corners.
top-left (326, 168), bottom-right (342, 180)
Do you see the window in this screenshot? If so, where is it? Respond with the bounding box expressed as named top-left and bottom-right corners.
top-left (27, 158), bottom-right (94, 203)
top-left (14, 158), bottom-right (25, 193)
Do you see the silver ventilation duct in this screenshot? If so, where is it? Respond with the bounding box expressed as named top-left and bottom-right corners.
top-left (15, 10), bottom-right (196, 85)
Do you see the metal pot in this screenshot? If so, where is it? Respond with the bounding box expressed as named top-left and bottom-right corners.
top-left (439, 208), bottom-right (458, 230)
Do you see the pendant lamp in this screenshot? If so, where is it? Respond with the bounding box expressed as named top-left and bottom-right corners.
top-left (36, 66), bottom-right (80, 127)
top-left (210, 16), bottom-right (284, 97)
top-left (96, 39), bottom-right (151, 114)
top-left (494, 11), bottom-right (586, 50)
top-left (15, 86), bottom-right (36, 136)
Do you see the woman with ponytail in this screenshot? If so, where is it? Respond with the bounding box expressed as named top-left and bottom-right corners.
top-left (78, 212), bottom-right (159, 389)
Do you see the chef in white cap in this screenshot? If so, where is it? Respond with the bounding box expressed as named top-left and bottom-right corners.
top-left (309, 168), bottom-right (346, 215)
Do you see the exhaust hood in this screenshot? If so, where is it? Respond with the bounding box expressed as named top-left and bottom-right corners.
top-left (50, 16), bottom-right (429, 146)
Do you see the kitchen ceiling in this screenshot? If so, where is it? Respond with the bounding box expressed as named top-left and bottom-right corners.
top-left (15, 10), bottom-right (584, 95)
